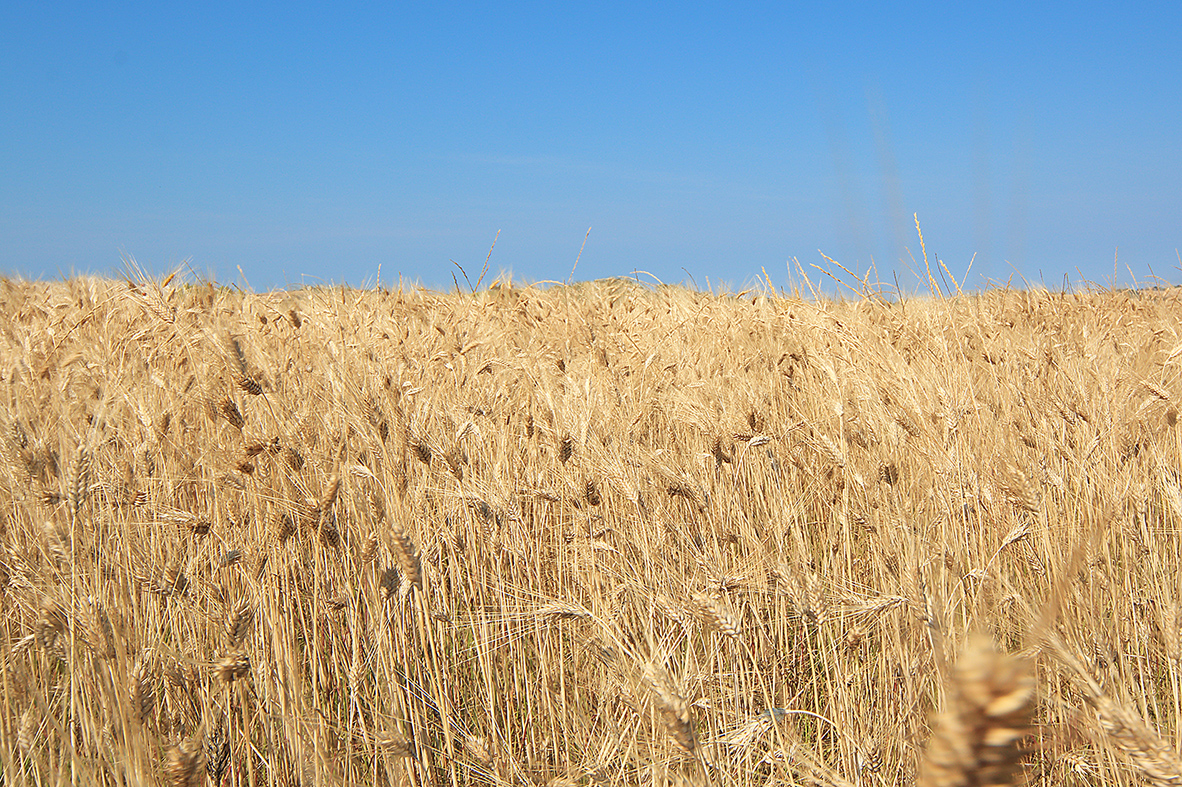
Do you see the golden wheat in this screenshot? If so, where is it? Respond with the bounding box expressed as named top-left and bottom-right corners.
top-left (3, 276), bottom-right (1182, 785)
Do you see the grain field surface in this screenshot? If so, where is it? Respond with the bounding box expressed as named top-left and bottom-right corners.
top-left (2, 275), bottom-right (1182, 786)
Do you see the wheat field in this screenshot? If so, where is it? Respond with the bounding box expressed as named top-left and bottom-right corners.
top-left (2, 273), bottom-right (1181, 786)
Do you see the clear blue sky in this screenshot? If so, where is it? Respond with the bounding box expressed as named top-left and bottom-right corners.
top-left (2, 2), bottom-right (1179, 292)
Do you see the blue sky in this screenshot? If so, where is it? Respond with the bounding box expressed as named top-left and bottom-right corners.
top-left (2, 3), bottom-right (1179, 293)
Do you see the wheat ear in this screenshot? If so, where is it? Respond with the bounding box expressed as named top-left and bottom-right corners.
top-left (919, 633), bottom-right (1034, 787)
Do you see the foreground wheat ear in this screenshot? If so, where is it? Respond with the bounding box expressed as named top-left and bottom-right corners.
top-left (919, 633), bottom-right (1035, 787)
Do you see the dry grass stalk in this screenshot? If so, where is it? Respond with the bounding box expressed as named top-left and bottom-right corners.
top-left (919, 634), bottom-right (1034, 787)
top-left (91, 604), bottom-right (117, 659)
top-left (1158, 601), bottom-right (1180, 665)
top-left (1046, 632), bottom-right (1182, 786)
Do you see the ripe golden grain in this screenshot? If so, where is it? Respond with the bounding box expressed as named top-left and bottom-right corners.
top-left (225, 601), bottom-right (255, 647)
top-left (17, 706), bottom-right (40, 762)
top-left (205, 715), bottom-right (230, 786)
top-left (919, 634), bottom-right (1034, 787)
top-left (217, 396), bottom-right (245, 430)
top-left (130, 654), bottom-right (156, 724)
top-left (167, 731), bottom-right (206, 787)
top-left (690, 592), bottom-right (741, 638)
top-left (217, 650), bottom-right (251, 683)
top-left (412, 438), bottom-right (432, 465)
top-left (389, 521), bottom-right (421, 590)
top-left (7, 279), bottom-right (1182, 786)
top-left (643, 663), bottom-right (697, 754)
